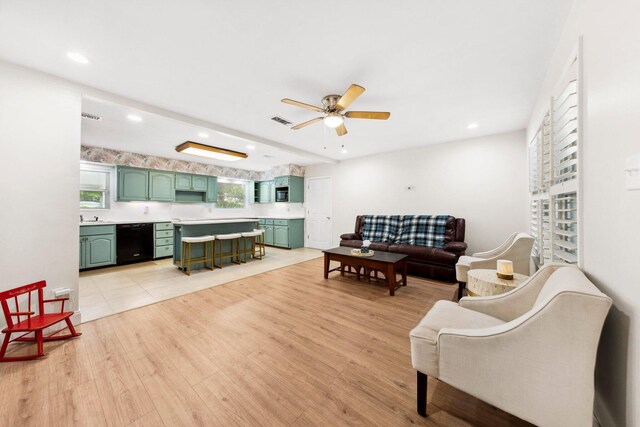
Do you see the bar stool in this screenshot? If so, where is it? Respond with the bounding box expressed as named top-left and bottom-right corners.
top-left (214, 233), bottom-right (242, 268)
top-left (181, 235), bottom-right (215, 276)
top-left (240, 230), bottom-right (264, 262)
top-left (255, 229), bottom-right (266, 257)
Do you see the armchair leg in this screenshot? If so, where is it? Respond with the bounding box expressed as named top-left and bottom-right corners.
top-left (457, 281), bottom-right (466, 301)
top-left (417, 371), bottom-right (427, 417)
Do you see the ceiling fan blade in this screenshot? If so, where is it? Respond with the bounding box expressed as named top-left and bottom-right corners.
top-left (281, 98), bottom-right (324, 113)
top-left (336, 123), bottom-right (348, 136)
top-left (336, 84), bottom-right (365, 111)
top-left (345, 111), bottom-right (391, 120)
top-left (291, 117), bottom-right (324, 130)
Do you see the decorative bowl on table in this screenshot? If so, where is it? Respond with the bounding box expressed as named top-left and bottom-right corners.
top-left (351, 248), bottom-right (375, 257)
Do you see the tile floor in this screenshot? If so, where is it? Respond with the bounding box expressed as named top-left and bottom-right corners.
top-left (79, 247), bottom-right (323, 322)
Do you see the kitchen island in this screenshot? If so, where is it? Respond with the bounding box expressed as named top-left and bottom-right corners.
top-left (172, 218), bottom-right (259, 268)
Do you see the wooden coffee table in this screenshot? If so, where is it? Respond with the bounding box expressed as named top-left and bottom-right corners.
top-left (323, 247), bottom-right (408, 296)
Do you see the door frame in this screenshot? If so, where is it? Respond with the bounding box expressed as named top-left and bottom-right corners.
top-left (305, 176), bottom-right (333, 249)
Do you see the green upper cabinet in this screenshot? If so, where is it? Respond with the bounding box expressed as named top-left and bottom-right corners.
top-left (117, 167), bottom-right (149, 201)
top-left (149, 171), bottom-right (175, 201)
top-left (175, 173), bottom-right (192, 190)
top-left (176, 173), bottom-right (208, 192)
top-left (192, 175), bottom-right (208, 192)
top-left (274, 176), bottom-right (289, 187)
top-left (288, 176), bottom-right (304, 203)
top-left (206, 176), bottom-right (218, 203)
top-left (117, 166), bottom-right (217, 203)
top-left (259, 181), bottom-right (271, 203)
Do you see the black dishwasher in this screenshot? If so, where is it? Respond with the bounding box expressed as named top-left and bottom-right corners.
top-left (116, 223), bottom-right (154, 264)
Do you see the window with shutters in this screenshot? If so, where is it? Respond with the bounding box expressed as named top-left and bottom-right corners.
top-left (529, 55), bottom-right (581, 267)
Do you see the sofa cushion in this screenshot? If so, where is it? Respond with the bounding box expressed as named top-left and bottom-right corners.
top-left (388, 244), bottom-right (457, 266)
top-left (410, 300), bottom-right (504, 377)
top-left (340, 240), bottom-right (392, 251)
top-left (361, 215), bottom-right (401, 243)
top-left (396, 215), bottom-right (449, 248)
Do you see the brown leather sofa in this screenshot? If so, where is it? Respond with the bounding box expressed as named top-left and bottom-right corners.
top-left (340, 215), bottom-right (467, 283)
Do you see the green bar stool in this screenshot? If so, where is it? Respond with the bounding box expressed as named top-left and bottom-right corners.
top-left (240, 230), bottom-right (264, 262)
top-left (181, 235), bottom-right (215, 276)
top-left (214, 233), bottom-right (242, 268)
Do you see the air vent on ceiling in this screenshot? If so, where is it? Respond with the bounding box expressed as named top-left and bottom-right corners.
top-left (270, 116), bottom-right (292, 127)
top-left (81, 112), bottom-right (102, 121)
top-left (263, 154), bottom-right (276, 159)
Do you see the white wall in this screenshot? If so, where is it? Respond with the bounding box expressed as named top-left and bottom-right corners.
top-left (528, 1), bottom-right (639, 425)
top-left (0, 61), bottom-right (81, 317)
top-left (305, 130), bottom-right (529, 255)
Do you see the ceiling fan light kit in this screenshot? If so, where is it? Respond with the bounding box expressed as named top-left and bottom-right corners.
top-left (323, 113), bottom-right (343, 128)
top-left (281, 84), bottom-right (390, 136)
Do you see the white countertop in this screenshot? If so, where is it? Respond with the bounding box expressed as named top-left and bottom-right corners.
top-left (79, 216), bottom-right (305, 226)
top-left (256, 216), bottom-right (305, 220)
top-left (172, 218), bottom-right (259, 225)
top-left (79, 220), bottom-right (170, 226)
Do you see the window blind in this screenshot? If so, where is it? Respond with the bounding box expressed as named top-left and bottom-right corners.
top-left (529, 56), bottom-right (580, 267)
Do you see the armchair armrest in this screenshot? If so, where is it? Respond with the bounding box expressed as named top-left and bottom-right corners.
top-left (458, 263), bottom-right (565, 321)
top-left (471, 232), bottom-right (518, 258)
top-left (443, 241), bottom-right (467, 254)
top-left (340, 233), bottom-right (361, 240)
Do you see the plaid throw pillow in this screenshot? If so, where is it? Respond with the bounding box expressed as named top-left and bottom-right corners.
top-left (361, 215), bottom-right (401, 242)
top-left (396, 215), bottom-right (449, 248)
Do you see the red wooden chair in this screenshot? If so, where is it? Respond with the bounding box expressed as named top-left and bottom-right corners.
top-left (0, 280), bottom-right (81, 362)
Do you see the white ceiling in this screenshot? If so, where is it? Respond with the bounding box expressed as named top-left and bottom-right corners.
top-left (82, 97), bottom-right (318, 171)
top-left (0, 0), bottom-right (571, 162)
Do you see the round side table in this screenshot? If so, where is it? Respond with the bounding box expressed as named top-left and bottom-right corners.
top-left (467, 269), bottom-right (529, 297)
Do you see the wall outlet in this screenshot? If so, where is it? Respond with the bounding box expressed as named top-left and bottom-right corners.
top-left (626, 154), bottom-right (640, 190)
top-left (144, 206), bottom-right (149, 214)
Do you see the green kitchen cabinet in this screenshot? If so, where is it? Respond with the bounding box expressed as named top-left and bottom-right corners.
top-left (206, 177), bottom-right (218, 203)
top-left (269, 181), bottom-right (275, 203)
top-left (259, 219), bottom-right (273, 245)
top-left (192, 175), bottom-right (208, 192)
top-left (176, 173), bottom-right (208, 192)
top-left (117, 167), bottom-right (149, 201)
top-left (79, 225), bottom-right (116, 269)
top-left (175, 173), bottom-right (193, 190)
top-left (154, 222), bottom-right (174, 258)
top-left (259, 181), bottom-right (271, 203)
top-left (273, 226), bottom-right (289, 247)
top-left (273, 175), bottom-right (304, 203)
top-left (79, 237), bottom-right (85, 269)
top-left (149, 171), bottom-right (175, 201)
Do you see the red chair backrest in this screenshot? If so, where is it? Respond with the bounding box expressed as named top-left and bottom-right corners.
top-left (0, 280), bottom-right (46, 329)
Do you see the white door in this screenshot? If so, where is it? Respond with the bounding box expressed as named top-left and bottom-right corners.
top-left (306, 177), bottom-right (332, 249)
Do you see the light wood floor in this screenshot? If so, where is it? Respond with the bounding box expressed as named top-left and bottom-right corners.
top-left (0, 258), bottom-right (531, 426)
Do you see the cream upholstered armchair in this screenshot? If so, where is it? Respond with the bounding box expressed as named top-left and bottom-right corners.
top-left (455, 232), bottom-right (534, 299)
top-left (410, 264), bottom-right (611, 427)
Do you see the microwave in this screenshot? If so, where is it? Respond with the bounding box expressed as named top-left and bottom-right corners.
top-left (275, 187), bottom-right (288, 202)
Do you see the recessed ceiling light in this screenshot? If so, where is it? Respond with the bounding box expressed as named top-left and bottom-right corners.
top-left (246, 145), bottom-right (256, 150)
top-left (467, 123), bottom-right (478, 129)
top-left (198, 132), bottom-right (209, 138)
top-left (341, 149), bottom-right (348, 154)
top-left (66, 51), bottom-right (90, 65)
top-left (127, 114), bottom-right (142, 122)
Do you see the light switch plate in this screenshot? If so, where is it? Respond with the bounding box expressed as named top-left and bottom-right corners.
top-left (626, 154), bottom-right (640, 190)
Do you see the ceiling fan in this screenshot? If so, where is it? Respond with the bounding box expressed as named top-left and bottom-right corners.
top-left (281, 84), bottom-right (390, 136)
